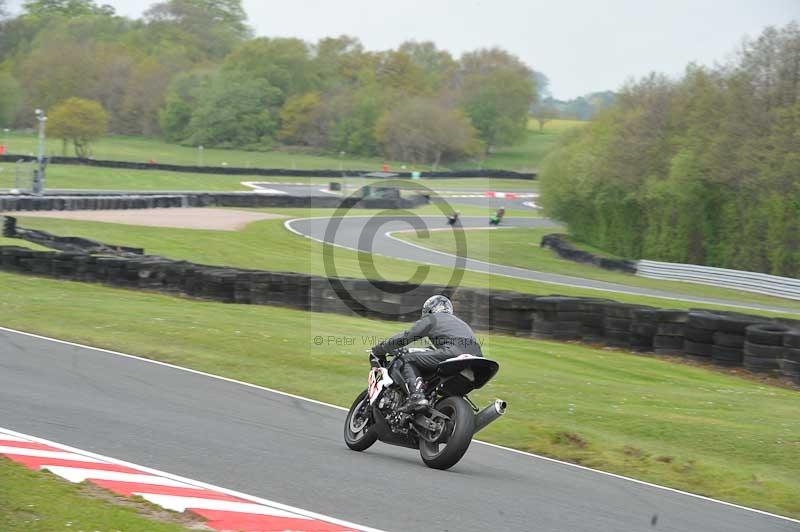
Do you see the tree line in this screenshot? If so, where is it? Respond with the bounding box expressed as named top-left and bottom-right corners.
top-left (540, 22), bottom-right (800, 276)
top-left (0, 0), bottom-right (538, 164)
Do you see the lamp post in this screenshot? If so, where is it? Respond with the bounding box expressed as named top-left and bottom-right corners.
top-left (33, 109), bottom-right (47, 195)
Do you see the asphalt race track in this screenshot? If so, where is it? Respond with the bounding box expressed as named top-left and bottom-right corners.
top-left (286, 215), bottom-right (800, 315)
top-left (0, 328), bottom-right (796, 531)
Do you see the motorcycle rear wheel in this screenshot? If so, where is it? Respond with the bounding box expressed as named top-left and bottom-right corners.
top-left (344, 390), bottom-right (378, 451)
top-left (419, 396), bottom-right (474, 470)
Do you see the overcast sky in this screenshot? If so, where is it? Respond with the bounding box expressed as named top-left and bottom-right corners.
top-left (7, 0), bottom-right (800, 98)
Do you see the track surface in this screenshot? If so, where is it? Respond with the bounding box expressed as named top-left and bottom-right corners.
top-left (0, 329), bottom-right (795, 532)
top-left (287, 215), bottom-right (800, 314)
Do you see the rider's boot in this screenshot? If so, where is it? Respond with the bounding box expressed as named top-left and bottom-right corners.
top-left (404, 377), bottom-right (429, 412)
top-left (400, 364), bottom-right (429, 412)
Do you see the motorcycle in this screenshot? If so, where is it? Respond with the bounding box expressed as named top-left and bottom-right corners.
top-left (344, 347), bottom-right (506, 470)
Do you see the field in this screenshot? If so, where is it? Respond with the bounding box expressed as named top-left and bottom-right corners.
top-left (9, 212), bottom-right (799, 317)
top-left (0, 271), bottom-right (798, 518)
top-left (394, 226), bottom-right (800, 312)
top-left (452, 119), bottom-right (587, 172)
top-left (1, 119), bottom-right (583, 175)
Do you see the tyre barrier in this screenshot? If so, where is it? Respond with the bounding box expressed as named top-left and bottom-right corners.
top-left (0, 154), bottom-right (536, 180)
top-left (7, 221), bottom-right (143, 255)
top-left (0, 241), bottom-right (798, 386)
top-left (539, 234), bottom-right (637, 274)
top-left (744, 323), bottom-right (792, 374)
top-left (0, 193), bottom-right (430, 212)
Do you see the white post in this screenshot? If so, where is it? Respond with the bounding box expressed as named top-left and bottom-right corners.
top-left (33, 109), bottom-right (47, 195)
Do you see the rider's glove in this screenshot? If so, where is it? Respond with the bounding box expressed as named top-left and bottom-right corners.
top-left (368, 348), bottom-right (386, 367)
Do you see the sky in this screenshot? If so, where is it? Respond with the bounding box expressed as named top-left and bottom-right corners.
top-left (6, 0), bottom-right (800, 99)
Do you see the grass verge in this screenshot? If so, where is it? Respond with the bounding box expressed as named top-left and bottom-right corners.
top-left (0, 162), bottom-right (538, 193)
top-left (0, 271), bottom-right (798, 518)
top-left (0, 457), bottom-right (192, 531)
top-left (9, 213), bottom-right (799, 318)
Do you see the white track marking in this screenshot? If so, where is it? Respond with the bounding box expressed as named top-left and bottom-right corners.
top-left (42, 466), bottom-right (195, 486)
top-left (0, 424), bottom-right (382, 532)
top-left (0, 434), bottom-right (33, 442)
top-left (252, 188), bottom-right (289, 195)
top-left (0, 326), bottom-right (797, 525)
top-left (138, 494), bottom-right (312, 518)
top-left (0, 446), bottom-right (106, 462)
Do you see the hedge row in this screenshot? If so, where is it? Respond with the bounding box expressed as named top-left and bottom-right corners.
top-left (540, 233), bottom-right (637, 274)
top-left (0, 245), bottom-right (797, 386)
top-left (0, 155), bottom-right (535, 180)
top-left (0, 192), bottom-right (429, 212)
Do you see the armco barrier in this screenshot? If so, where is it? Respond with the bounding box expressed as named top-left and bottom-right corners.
top-left (1, 238), bottom-right (798, 385)
top-left (0, 192), bottom-right (429, 211)
top-left (0, 154), bottom-right (535, 180)
top-left (637, 260), bottom-right (800, 301)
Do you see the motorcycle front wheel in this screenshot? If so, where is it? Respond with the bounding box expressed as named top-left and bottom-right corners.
top-left (419, 396), bottom-right (475, 470)
top-left (344, 390), bottom-right (378, 451)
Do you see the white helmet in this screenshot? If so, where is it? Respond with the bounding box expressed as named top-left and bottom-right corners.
top-left (421, 295), bottom-right (453, 318)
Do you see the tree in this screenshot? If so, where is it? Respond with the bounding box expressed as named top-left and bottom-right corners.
top-left (184, 74), bottom-right (282, 148)
top-left (222, 37), bottom-right (318, 101)
top-left (539, 22), bottom-right (800, 276)
top-left (278, 92), bottom-right (321, 145)
top-left (0, 72), bottom-right (22, 126)
top-left (144, 0), bottom-right (250, 60)
top-left (23, 0), bottom-right (115, 18)
top-left (48, 97), bottom-right (108, 157)
top-left (530, 103), bottom-right (559, 132)
top-left (458, 48), bottom-right (536, 149)
top-left (376, 97), bottom-right (482, 167)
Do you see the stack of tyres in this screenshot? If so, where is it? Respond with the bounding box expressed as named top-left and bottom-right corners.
top-left (491, 294), bottom-right (538, 335)
top-left (450, 288), bottom-right (476, 325)
top-left (744, 323), bottom-right (790, 374)
top-left (684, 311), bottom-right (718, 360)
top-left (577, 299), bottom-right (610, 342)
top-left (630, 308), bottom-right (659, 352)
top-left (52, 252), bottom-right (83, 279)
top-left (653, 310), bottom-right (688, 355)
top-left (602, 303), bottom-right (652, 348)
top-left (781, 330), bottom-right (800, 383)
top-left (470, 289), bottom-right (494, 331)
top-left (711, 312), bottom-right (765, 367)
top-left (531, 296), bottom-right (581, 340)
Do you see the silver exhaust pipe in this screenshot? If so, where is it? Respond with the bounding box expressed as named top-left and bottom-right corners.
top-left (474, 399), bottom-right (507, 434)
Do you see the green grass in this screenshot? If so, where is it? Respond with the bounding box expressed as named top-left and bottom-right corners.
top-left (8, 212), bottom-right (800, 318)
top-left (0, 271), bottom-right (798, 518)
top-left (2, 132), bottom-right (426, 170)
top-left (452, 119), bottom-right (588, 172)
top-left (1, 120), bottom-right (582, 177)
top-left (395, 226), bottom-right (800, 312)
top-left (0, 162), bottom-right (538, 192)
top-left (0, 458), bottom-right (189, 531)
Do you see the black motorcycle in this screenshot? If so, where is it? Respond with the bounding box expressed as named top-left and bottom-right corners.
top-left (344, 348), bottom-right (506, 470)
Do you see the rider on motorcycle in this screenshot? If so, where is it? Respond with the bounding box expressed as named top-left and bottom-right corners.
top-left (370, 295), bottom-right (483, 412)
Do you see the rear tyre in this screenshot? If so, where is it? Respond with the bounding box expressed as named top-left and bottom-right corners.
top-left (419, 396), bottom-right (475, 470)
top-left (344, 390), bottom-right (378, 452)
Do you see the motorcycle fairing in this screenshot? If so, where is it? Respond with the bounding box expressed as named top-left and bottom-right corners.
top-left (436, 354), bottom-right (499, 395)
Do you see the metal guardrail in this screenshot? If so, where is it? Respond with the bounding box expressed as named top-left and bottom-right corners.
top-left (636, 260), bottom-right (800, 301)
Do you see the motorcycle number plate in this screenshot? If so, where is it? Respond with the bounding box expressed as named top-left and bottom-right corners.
top-left (367, 367), bottom-right (392, 404)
